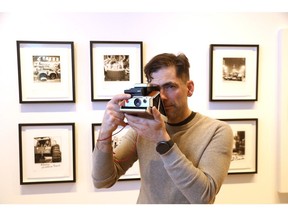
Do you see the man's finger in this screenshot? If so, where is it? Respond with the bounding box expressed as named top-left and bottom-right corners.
top-left (111, 94), bottom-right (131, 104)
top-left (151, 106), bottom-right (161, 121)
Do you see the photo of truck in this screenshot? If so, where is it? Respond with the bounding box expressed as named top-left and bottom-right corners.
top-left (33, 55), bottom-right (61, 82)
top-left (34, 137), bottom-right (62, 163)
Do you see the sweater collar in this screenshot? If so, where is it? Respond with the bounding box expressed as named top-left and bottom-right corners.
top-left (167, 111), bottom-right (196, 126)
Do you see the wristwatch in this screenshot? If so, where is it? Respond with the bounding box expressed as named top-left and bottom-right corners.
top-left (156, 139), bottom-right (174, 155)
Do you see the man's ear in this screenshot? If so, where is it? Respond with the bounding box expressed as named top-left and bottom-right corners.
top-left (187, 80), bottom-right (194, 97)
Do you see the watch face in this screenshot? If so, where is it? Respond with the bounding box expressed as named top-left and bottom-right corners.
top-left (156, 142), bottom-right (170, 154)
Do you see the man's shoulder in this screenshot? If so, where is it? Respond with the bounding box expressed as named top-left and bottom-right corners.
top-left (194, 112), bottom-right (230, 127)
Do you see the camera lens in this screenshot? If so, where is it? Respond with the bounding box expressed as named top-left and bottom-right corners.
top-left (134, 98), bottom-right (141, 107)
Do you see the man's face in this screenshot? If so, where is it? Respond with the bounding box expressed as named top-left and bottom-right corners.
top-left (150, 66), bottom-right (193, 124)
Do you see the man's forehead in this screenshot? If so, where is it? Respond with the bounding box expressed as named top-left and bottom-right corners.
top-left (150, 79), bottom-right (180, 88)
top-left (150, 67), bottom-right (176, 80)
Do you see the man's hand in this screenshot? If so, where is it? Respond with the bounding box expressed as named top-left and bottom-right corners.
top-left (99, 93), bottom-right (131, 141)
top-left (125, 106), bottom-right (170, 144)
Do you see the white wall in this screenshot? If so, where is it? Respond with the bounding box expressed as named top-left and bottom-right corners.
top-left (1, 12), bottom-right (288, 204)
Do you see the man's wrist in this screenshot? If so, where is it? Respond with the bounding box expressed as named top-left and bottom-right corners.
top-left (96, 140), bottom-right (113, 153)
top-left (96, 131), bottom-right (113, 153)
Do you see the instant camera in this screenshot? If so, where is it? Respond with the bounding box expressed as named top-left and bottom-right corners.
top-left (120, 83), bottom-right (167, 120)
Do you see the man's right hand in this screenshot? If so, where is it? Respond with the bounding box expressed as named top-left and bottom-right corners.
top-left (98, 93), bottom-right (131, 141)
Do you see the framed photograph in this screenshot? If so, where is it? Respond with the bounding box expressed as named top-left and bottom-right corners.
top-left (90, 41), bottom-right (143, 101)
top-left (19, 123), bottom-right (76, 184)
top-left (219, 118), bottom-right (258, 174)
top-left (210, 44), bottom-right (259, 101)
top-left (16, 41), bottom-right (75, 103)
top-left (92, 123), bottom-right (140, 180)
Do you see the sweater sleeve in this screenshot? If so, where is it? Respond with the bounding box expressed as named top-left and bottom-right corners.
top-left (92, 128), bottom-right (138, 188)
top-left (161, 121), bottom-right (233, 203)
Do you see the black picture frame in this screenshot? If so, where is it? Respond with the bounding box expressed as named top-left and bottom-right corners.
top-left (90, 41), bottom-right (143, 101)
top-left (16, 41), bottom-right (75, 103)
top-left (92, 123), bottom-right (140, 180)
top-left (18, 123), bottom-right (76, 184)
top-left (219, 118), bottom-right (258, 174)
top-left (210, 44), bottom-right (259, 101)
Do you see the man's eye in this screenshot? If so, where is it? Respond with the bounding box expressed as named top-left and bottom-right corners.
top-left (161, 83), bottom-right (176, 91)
top-left (166, 84), bottom-right (175, 89)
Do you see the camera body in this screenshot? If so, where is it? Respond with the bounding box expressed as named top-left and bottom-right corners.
top-left (120, 83), bottom-right (167, 120)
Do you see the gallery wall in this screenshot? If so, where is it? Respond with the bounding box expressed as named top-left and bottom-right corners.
top-left (1, 12), bottom-right (288, 204)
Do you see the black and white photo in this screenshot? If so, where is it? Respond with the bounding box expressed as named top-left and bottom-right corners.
top-left (33, 55), bottom-right (61, 82)
top-left (104, 55), bottom-right (130, 81)
top-left (222, 57), bottom-right (246, 82)
top-left (34, 136), bottom-right (62, 164)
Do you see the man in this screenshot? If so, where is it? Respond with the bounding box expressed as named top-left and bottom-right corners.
top-left (92, 53), bottom-right (233, 204)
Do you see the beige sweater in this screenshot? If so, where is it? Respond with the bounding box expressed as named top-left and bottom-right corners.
top-left (92, 112), bottom-right (233, 204)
